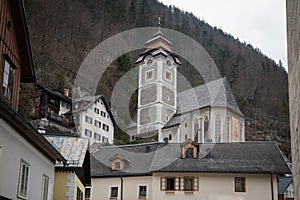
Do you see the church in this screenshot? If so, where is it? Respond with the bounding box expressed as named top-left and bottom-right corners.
top-left (127, 25), bottom-right (245, 143)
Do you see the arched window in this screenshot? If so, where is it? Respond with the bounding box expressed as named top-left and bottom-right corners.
top-left (225, 116), bottom-right (230, 142)
top-left (194, 121), bottom-right (199, 142)
top-left (169, 134), bottom-right (172, 141)
top-left (185, 134), bottom-right (188, 140)
top-left (240, 123), bottom-right (243, 141)
top-left (215, 115), bottom-right (221, 142)
top-left (204, 116), bottom-right (209, 142)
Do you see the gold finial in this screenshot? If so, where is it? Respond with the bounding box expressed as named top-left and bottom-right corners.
top-left (158, 17), bottom-right (161, 27)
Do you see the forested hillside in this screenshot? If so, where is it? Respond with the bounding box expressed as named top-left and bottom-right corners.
top-left (23, 0), bottom-right (290, 156)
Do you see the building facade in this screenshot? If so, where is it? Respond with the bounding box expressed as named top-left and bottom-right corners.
top-left (91, 141), bottom-right (290, 200)
top-left (0, 1), bottom-right (66, 199)
top-left (286, 1), bottom-right (300, 199)
top-left (70, 95), bottom-right (115, 144)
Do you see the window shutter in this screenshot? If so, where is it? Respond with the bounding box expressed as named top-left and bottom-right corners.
top-left (175, 177), bottom-right (180, 190)
top-left (180, 177), bottom-right (184, 191)
top-left (160, 177), bottom-right (166, 191)
top-left (193, 177), bottom-right (199, 191)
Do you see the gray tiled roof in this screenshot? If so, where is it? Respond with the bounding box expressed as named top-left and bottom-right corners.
top-left (176, 78), bottom-right (243, 116)
top-left (278, 176), bottom-right (293, 194)
top-left (163, 113), bottom-right (190, 129)
top-left (91, 141), bottom-right (290, 177)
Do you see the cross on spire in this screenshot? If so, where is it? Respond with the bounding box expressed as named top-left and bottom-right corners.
top-left (158, 17), bottom-right (161, 27)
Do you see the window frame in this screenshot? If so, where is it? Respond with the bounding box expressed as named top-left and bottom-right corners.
top-left (94, 107), bottom-right (100, 114)
top-left (41, 174), bottom-right (50, 200)
top-left (165, 69), bottom-right (172, 82)
top-left (185, 148), bottom-right (194, 158)
top-left (2, 58), bottom-right (16, 102)
top-left (100, 111), bottom-right (106, 117)
top-left (145, 69), bottom-right (154, 80)
top-left (166, 177), bottom-right (175, 191)
top-left (109, 186), bottom-right (119, 199)
top-left (76, 187), bottom-right (83, 200)
top-left (103, 124), bottom-right (109, 132)
top-left (183, 177), bottom-right (194, 191)
top-left (18, 160), bottom-right (30, 199)
top-left (137, 184), bottom-right (148, 198)
top-left (94, 119), bottom-right (101, 128)
top-left (85, 129), bottom-right (92, 137)
top-left (94, 132), bottom-right (101, 141)
top-left (85, 115), bottom-right (92, 124)
top-left (234, 177), bottom-right (246, 192)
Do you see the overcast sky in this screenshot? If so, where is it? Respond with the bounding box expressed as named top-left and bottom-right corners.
top-left (158, 0), bottom-right (287, 70)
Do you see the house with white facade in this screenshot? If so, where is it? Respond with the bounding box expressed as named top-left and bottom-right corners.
top-left (91, 140), bottom-right (290, 200)
top-left (130, 24), bottom-right (245, 143)
top-left (68, 95), bottom-right (115, 144)
top-left (0, 0), bottom-right (66, 199)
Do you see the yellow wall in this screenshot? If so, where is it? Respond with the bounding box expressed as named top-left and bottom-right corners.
top-left (53, 172), bottom-right (69, 200)
top-left (53, 171), bottom-right (85, 200)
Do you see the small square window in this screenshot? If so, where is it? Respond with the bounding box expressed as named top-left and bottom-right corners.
top-left (94, 119), bottom-right (101, 128)
top-left (185, 148), bottom-right (194, 158)
top-left (85, 116), bottom-right (92, 124)
top-left (85, 129), bottom-right (92, 137)
top-left (235, 177), bottom-right (246, 192)
top-left (114, 162), bottom-right (120, 170)
top-left (110, 187), bottom-right (118, 198)
top-left (139, 185), bottom-right (147, 197)
top-left (94, 133), bottom-right (101, 141)
top-left (94, 108), bottom-right (100, 114)
top-left (101, 111), bottom-right (106, 117)
top-left (103, 124), bottom-right (109, 132)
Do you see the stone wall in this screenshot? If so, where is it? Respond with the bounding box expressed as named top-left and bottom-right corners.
top-left (286, 0), bottom-right (300, 198)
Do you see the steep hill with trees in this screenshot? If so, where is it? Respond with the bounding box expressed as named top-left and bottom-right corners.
top-left (23, 0), bottom-right (290, 156)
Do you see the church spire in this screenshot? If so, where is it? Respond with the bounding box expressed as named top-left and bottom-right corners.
top-left (144, 17), bottom-right (172, 51)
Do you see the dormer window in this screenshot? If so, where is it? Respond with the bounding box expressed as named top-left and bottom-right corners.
top-left (110, 154), bottom-right (129, 171)
top-left (185, 148), bottom-right (194, 158)
top-left (181, 139), bottom-right (197, 159)
top-left (114, 162), bottom-right (120, 170)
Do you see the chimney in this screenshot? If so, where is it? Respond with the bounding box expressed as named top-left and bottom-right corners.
top-left (63, 87), bottom-right (69, 97)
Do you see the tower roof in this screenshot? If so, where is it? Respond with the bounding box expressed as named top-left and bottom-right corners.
top-left (144, 25), bottom-right (172, 51)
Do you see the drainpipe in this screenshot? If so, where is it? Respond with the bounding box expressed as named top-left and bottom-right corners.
top-left (270, 174), bottom-right (274, 200)
top-left (119, 171), bottom-right (123, 200)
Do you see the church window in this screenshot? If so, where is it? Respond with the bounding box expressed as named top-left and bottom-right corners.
top-left (225, 116), bottom-right (230, 142)
top-left (185, 134), bottom-right (187, 140)
top-left (165, 70), bottom-right (172, 81)
top-left (168, 134), bottom-right (172, 141)
top-left (215, 115), bottom-right (221, 142)
top-left (194, 121), bottom-right (199, 143)
top-left (240, 123), bottom-right (243, 140)
top-left (166, 115), bottom-right (169, 121)
top-left (204, 116), bottom-right (209, 142)
top-left (145, 69), bottom-right (153, 80)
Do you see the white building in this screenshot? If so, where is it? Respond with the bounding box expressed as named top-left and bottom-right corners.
top-left (0, 0), bottom-right (66, 199)
top-left (131, 26), bottom-right (245, 143)
top-left (70, 95), bottom-right (115, 144)
top-left (91, 141), bottom-right (290, 200)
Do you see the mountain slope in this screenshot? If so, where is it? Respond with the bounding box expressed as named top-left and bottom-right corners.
top-left (23, 0), bottom-right (290, 156)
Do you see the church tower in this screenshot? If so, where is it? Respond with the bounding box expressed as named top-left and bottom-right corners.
top-left (136, 23), bottom-right (181, 141)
